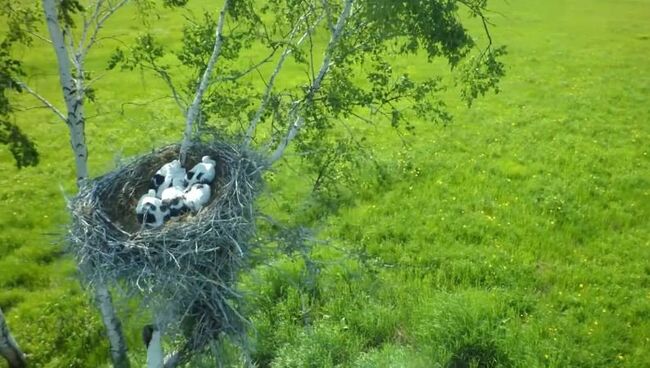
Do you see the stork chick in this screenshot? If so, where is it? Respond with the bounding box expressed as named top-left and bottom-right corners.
top-left (183, 183), bottom-right (211, 212)
top-left (186, 155), bottom-right (216, 186)
top-left (161, 186), bottom-right (188, 217)
top-left (136, 189), bottom-right (170, 228)
top-left (156, 162), bottom-right (187, 198)
top-left (151, 159), bottom-right (180, 191)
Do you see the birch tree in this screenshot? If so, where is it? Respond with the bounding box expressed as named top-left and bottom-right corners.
top-left (1, 0), bottom-right (132, 366)
top-left (40, 1), bottom-right (132, 364)
top-left (40, 1), bottom-right (131, 364)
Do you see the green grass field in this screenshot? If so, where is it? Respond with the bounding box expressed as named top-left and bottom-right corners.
top-left (1, 0), bottom-right (649, 366)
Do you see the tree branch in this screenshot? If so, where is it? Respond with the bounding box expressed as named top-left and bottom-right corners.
top-left (321, 0), bottom-right (335, 33)
top-left (458, 0), bottom-right (494, 50)
top-left (27, 30), bottom-right (53, 44)
top-left (79, 0), bottom-right (105, 56)
top-left (243, 11), bottom-right (322, 147)
top-left (146, 325), bottom-right (164, 368)
top-left (15, 81), bottom-right (67, 123)
top-left (143, 60), bottom-right (188, 114)
top-left (269, 0), bottom-right (355, 164)
top-left (212, 47), bottom-right (278, 83)
top-left (95, 285), bottom-right (131, 368)
top-left (179, 0), bottom-right (230, 164)
top-left (0, 308), bottom-right (26, 368)
top-left (43, 0), bottom-right (89, 182)
top-left (81, 0), bottom-right (129, 58)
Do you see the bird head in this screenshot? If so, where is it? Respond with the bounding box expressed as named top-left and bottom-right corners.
top-left (202, 155), bottom-right (216, 165)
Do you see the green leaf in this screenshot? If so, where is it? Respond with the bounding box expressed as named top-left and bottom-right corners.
top-left (0, 120), bottom-right (39, 169)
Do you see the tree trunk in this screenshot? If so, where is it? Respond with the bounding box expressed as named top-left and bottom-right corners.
top-left (41, 0), bottom-right (88, 183)
top-left (146, 327), bottom-right (164, 368)
top-left (0, 308), bottom-right (26, 368)
top-left (96, 286), bottom-right (130, 368)
top-left (42, 1), bottom-right (130, 366)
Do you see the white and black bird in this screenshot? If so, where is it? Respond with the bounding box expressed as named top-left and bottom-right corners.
top-left (183, 183), bottom-right (211, 212)
top-left (136, 189), bottom-right (157, 215)
top-left (151, 160), bottom-right (187, 195)
top-left (136, 189), bottom-right (170, 228)
top-left (155, 161), bottom-right (188, 198)
top-left (151, 160), bottom-right (179, 190)
top-left (161, 186), bottom-right (188, 217)
top-left (186, 155), bottom-right (216, 187)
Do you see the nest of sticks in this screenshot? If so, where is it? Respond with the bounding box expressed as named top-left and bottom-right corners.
top-left (68, 141), bottom-right (266, 351)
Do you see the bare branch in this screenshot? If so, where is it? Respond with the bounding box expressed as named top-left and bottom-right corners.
top-left (27, 30), bottom-right (53, 44)
top-left (79, 0), bottom-right (105, 55)
top-left (269, 0), bottom-right (355, 164)
top-left (321, 0), bottom-right (335, 33)
top-left (82, 0), bottom-right (129, 58)
top-left (179, 0), bottom-right (230, 164)
top-left (243, 11), bottom-right (322, 147)
top-left (156, 71), bottom-right (187, 114)
top-left (138, 61), bottom-right (188, 114)
top-left (119, 96), bottom-right (175, 115)
top-left (15, 81), bottom-right (67, 122)
top-left (85, 70), bottom-right (108, 87)
top-left (213, 47), bottom-right (278, 83)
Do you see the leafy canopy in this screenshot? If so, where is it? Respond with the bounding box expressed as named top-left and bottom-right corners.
top-left (0, 1), bottom-right (40, 168)
top-left (109, 0), bottom-right (505, 198)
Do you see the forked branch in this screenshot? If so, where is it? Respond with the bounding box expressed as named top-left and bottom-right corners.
top-left (15, 81), bottom-right (67, 123)
top-left (269, 0), bottom-right (355, 164)
top-left (244, 11), bottom-right (323, 147)
top-left (81, 0), bottom-right (130, 59)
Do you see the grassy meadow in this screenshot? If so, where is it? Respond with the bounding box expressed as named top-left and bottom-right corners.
top-left (1, 0), bottom-right (649, 366)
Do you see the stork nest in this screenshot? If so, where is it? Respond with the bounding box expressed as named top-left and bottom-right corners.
top-left (67, 141), bottom-right (266, 350)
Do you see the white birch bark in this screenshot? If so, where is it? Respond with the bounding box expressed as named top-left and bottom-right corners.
top-left (269, 0), bottom-right (355, 164)
top-left (0, 308), bottom-right (26, 368)
top-left (179, 0), bottom-right (230, 164)
top-left (146, 328), bottom-right (164, 368)
top-left (42, 0), bottom-right (89, 183)
top-left (96, 285), bottom-right (130, 368)
top-left (163, 352), bottom-right (181, 368)
top-left (42, 1), bottom-right (130, 367)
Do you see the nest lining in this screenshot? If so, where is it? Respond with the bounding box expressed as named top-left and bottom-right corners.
top-left (68, 141), bottom-right (265, 348)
